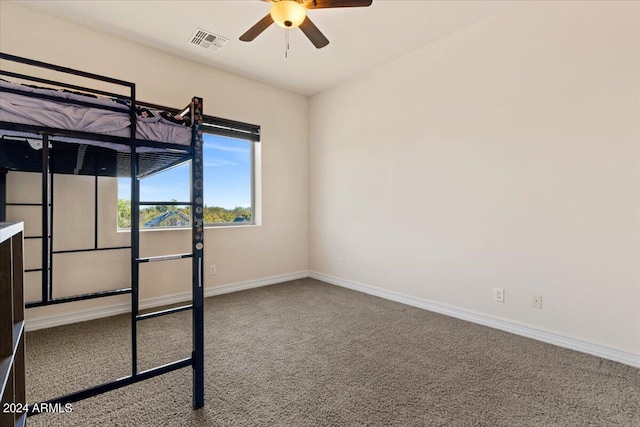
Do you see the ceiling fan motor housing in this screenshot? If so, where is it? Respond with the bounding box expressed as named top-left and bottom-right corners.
top-left (271, 0), bottom-right (307, 29)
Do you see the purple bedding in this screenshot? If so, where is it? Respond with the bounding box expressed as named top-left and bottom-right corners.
top-left (0, 79), bottom-right (192, 152)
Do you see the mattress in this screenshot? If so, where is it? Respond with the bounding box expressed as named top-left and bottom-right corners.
top-left (0, 79), bottom-right (192, 153)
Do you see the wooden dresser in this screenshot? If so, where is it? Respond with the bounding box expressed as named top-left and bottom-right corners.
top-left (0, 222), bottom-right (26, 427)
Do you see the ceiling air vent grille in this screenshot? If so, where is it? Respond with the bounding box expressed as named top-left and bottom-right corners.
top-left (188, 28), bottom-right (228, 52)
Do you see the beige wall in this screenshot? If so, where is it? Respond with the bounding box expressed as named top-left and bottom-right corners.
top-left (309, 1), bottom-right (640, 354)
top-left (1, 1), bottom-right (309, 320)
top-left (2, 1), bottom-right (639, 357)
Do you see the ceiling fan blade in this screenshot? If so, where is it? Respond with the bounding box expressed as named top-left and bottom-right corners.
top-left (299, 16), bottom-right (329, 49)
top-left (305, 0), bottom-right (372, 9)
top-left (239, 14), bottom-right (274, 42)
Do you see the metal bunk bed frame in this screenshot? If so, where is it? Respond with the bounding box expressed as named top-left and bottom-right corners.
top-left (0, 52), bottom-right (205, 412)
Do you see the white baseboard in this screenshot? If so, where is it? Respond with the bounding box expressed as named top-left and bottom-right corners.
top-left (309, 271), bottom-right (640, 368)
top-left (25, 269), bottom-right (639, 369)
top-left (204, 271), bottom-right (309, 298)
top-left (25, 271), bottom-right (309, 332)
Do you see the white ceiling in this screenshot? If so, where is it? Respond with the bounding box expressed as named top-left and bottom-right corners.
top-left (13, 0), bottom-right (516, 96)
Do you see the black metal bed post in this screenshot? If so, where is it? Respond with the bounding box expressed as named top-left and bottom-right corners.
top-left (130, 146), bottom-right (140, 377)
top-left (41, 135), bottom-right (50, 303)
top-left (191, 97), bottom-right (205, 409)
top-left (0, 168), bottom-right (7, 222)
top-left (130, 84), bottom-right (140, 377)
top-left (49, 171), bottom-right (54, 299)
top-left (94, 176), bottom-right (99, 250)
top-left (93, 135), bottom-right (99, 250)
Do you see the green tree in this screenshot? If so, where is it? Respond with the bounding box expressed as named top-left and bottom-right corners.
top-left (117, 199), bottom-right (131, 229)
top-left (119, 201), bottom-right (252, 228)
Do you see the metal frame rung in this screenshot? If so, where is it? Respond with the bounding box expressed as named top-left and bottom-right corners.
top-left (138, 201), bottom-right (193, 206)
top-left (26, 288), bottom-right (132, 308)
top-left (136, 304), bottom-right (193, 321)
top-left (53, 246), bottom-right (131, 255)
top-left (27, 357), bottom-right (192, 415)
top-left (136, 253), bottom-right (193, 263)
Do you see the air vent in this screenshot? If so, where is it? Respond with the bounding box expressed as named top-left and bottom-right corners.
top-left (188, 28), bottom-right (228, 52)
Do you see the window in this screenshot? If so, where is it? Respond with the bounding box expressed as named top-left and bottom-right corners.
top-left (202, 133), bottom-right (254, 225)
top-left (118, 116), bottom-right (260, 229)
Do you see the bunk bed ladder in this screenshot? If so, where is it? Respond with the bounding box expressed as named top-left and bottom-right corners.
top-left (129, 97), bottom-right (205, 409)
top-left (127, 150), bottom-right (195, 376)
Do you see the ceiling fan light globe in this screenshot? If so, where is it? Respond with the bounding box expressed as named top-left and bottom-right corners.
top-left (271, 1), bottom-right (306, 29)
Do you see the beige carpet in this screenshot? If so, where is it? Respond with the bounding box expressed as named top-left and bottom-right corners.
top-left (25, 278), bottom-right (640, 426)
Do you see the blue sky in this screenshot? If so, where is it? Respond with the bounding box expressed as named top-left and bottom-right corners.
top-left (118, 133), bottom-right (252, 209)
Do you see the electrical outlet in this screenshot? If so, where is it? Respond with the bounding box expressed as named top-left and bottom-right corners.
top-left (532, 295), bottom-right (542, 309)
top-left (337, 257), bottom-right (343, 269)
top-left (494, 288), bottom-right (504, 303)
top-left (209, 264), bottom-right (216, 275)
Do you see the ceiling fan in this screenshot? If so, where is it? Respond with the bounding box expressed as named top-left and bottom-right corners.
top-left (239, 0), bottom-right (373, 49)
